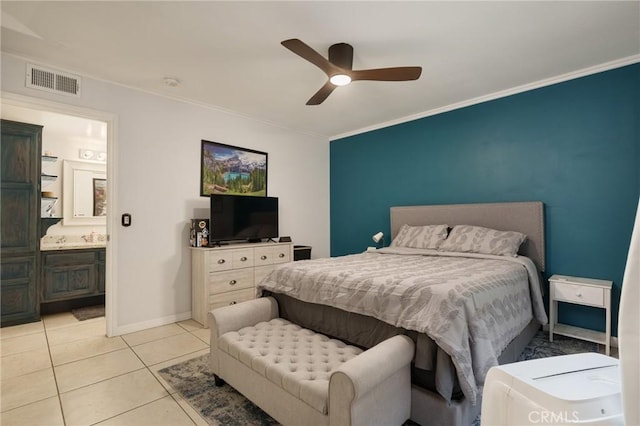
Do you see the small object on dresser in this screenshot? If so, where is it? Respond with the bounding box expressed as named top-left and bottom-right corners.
top-left (190, 219), bottom-right (210, 247)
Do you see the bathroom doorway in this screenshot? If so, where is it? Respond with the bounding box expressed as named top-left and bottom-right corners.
top-left (1, 93), bottom-right (117, 336)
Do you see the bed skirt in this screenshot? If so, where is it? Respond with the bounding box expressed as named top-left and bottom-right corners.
top-left (266, 292), bottom-right (541, 425)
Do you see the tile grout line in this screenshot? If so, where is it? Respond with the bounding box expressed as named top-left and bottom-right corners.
top-left (129, 323), bottom-right (206, 425)
top-left (103, 322), bottom-right (205, 425)
top-left (141, 326), bottom-right (209, 426)
top-left (86, 394), bottom-right (185, 426)
top-left (157, 324), bottom-right (212, 425)
top-left (43, 317), bottom-right (68, 426)
top-left (2, 317), bottom-right (209, 425)
top-left (0, 327), bottom-right (59, 416)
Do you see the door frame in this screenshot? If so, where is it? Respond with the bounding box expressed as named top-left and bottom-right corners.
top-left (1, 91), bottom-right (118, 337)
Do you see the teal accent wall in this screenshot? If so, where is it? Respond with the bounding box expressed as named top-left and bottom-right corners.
top-left (330, 64), bottom-right (640, 336)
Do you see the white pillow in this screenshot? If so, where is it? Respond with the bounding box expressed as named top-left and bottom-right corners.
top-left (391, 224), bottom-right (449, 250)
top-left (439, 225), bottom-right (526, 257)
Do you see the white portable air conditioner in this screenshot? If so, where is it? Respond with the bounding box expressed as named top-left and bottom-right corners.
top-left (482, 352), bottom-right (622, 425)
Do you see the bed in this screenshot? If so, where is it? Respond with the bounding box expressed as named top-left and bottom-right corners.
top-left (258, 201), bottom-right (548, 425)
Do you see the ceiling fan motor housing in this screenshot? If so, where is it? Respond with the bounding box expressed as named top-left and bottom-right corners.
top-left (328, 43), bottom-right (353, 70)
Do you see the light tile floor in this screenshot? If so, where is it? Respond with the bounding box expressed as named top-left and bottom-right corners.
top-left (0, 313), bottom-right (211, 426)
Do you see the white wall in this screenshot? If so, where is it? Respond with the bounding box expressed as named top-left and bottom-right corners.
top-left (1, 53), bottom-right (330, 334)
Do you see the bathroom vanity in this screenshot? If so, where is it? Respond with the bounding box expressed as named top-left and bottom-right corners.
top-left (40, 247), bottom-right (105, 304)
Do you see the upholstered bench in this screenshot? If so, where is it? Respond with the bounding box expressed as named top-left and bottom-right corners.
top-left (209, 297), bottom-right (415, 426)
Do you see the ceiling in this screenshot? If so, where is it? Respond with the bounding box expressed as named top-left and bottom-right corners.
top-left (1, 1), bottom-right (639, 139)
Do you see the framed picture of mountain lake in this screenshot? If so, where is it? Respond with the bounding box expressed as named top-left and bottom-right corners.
top-left (200, 140), bottom-right (268, 197)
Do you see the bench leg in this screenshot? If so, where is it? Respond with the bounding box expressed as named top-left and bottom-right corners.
top-left (213, 374), bottom-right (225, 387)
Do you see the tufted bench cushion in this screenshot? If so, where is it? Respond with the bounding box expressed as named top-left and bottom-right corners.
top-left (218, 318), bottom-right (363, 414)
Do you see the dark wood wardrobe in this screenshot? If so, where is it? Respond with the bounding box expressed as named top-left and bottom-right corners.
top-left (1, 119), bottom-right (42, 326)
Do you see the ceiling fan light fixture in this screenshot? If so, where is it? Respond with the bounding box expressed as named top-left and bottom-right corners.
top-left (329, 74), bottom-right (351, 86)
top-left (281, 39), bottom-right (421, 104)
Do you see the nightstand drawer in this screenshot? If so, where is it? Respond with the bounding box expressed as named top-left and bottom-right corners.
top-left (553, 282), bottom-right (604, 307)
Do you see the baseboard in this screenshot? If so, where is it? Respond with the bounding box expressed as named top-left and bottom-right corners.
top-left (111, 311), bottom-right (192, 336)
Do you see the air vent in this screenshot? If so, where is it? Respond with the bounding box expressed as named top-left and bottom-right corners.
top-left (26, 64), bottom-right (81, 97)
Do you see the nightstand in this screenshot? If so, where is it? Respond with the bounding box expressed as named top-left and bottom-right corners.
top-left (549, 274), bottom-right (612, 355)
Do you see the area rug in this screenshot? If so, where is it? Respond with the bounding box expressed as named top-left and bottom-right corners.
top-left (159, 356), bottom-right (278, 426)
top-left (158, 331), bottom-right (600, 426)
top-left (71, 304), bottom-right (105, 321)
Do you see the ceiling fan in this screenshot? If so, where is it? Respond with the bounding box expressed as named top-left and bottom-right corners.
top-left (281, 38), bottom-right (422, 105)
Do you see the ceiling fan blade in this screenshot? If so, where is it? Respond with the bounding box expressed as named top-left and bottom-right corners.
top-left (281, 39), bottom-right (341, 77)
top-left (306, 81), bottom-right (337, 105)
top-left (351, 66), bottom-right (422, 82)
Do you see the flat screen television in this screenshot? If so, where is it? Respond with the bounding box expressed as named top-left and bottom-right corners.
top-left (210, 194), bottom-right (278, 243)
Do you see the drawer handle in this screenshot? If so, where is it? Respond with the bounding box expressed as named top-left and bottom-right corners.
top-left (279, 253), bottom-right (285, 258)
top-left (217, 259), bottom-right (226, 264)
top-left (240, 256), bottom-right (248, 261)
top-left (261, 255), bottom-right (267, 260)
top-left (576, 292), bottom-right (583, 298)
top-left (229, 280), bottom-right (237, 286)
top-left (229, 301), bottom-right (237, 305)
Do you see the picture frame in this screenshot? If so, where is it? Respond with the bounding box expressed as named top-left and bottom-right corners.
top-left (200, 140), bottom-right (268, 197)
top-left (92, 178), bottom-right (107, 216)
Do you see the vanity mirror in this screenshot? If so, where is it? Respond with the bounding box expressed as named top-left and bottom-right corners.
top-left (63, 160), bottom-right (107, 226)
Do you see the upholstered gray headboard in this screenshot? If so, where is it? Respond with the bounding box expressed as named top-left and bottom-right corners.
top-left (390, 201), bottom-right (545, 271)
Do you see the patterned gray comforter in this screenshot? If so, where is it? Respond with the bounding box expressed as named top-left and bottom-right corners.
top-left (257, 248), bottom-right (547, 405)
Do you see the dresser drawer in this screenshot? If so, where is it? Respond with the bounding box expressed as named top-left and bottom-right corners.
top-left (255, 245), bottom-right (290, 266)
top-left (43, 251), bottom-right (96, 267)
top-left (209, 288), bottom-right (255, 310)
top-left (207, 248), bottom-right (254, 272)
top-left (553, 282), bottom-right (604, 307)
top-left (209, 269), bottom-right (254, 295)
top-left (231, 249), bottom-right (254, 268)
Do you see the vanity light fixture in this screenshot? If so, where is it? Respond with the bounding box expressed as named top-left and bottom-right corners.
top-left (79, 149), bottom-right (107, 162)
top-left (79, 149), bottom-right (94, 160)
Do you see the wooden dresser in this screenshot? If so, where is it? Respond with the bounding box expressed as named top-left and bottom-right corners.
top-left (191, 242), bottom-right (293, 327)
